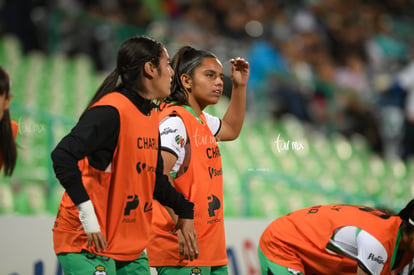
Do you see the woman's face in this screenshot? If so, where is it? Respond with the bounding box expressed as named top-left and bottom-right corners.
top-left (151, 48), bottom-right (174, 100)
top-left (188, 57), bottom-right (224, 109)
top-left (0, 92), bottom-right (10, 121)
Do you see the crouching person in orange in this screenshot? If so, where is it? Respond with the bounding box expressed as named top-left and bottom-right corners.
top-left (258, 200), bottom-right (414, 275)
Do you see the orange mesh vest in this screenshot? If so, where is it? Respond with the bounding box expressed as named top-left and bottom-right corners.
top-left (260, 205), bottom-right (413, 275)
top-left (147, 104), bottom-right (227, 266)
top-left (0, 120), bottom-right (18, 171)
top-left (53, 92), bottom-right (159, 261)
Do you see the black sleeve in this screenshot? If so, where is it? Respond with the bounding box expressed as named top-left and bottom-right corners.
top-left (153, 133), bottom-right (194, 219)
top-left (51, 106), bottom-right (120, 205)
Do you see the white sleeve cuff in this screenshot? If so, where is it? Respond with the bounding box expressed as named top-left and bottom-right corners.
top-left (77, 200), bottom-right (101, 233)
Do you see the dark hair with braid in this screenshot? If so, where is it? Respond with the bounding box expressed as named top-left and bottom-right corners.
top-left (165, 46), bottom-right (217, 106)
top-left (83, 35), bottom-right (164, 114)
top-left (0, 66), bottom-right (17, 176)
top-left (399, 199), bottom-right (414, 233)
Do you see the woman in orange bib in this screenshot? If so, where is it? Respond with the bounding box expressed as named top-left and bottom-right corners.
top-left (146, 46), bottom-right (249, 274)
top-left (258, 201), bottom-right (414, 275)
top-left (51, 36), bottom-right (198, 275)
top-left (0, 66), bottom-right (17, 177)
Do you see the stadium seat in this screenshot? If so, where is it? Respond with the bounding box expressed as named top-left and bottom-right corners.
top-left (0, 181), bottom-right (15, 214)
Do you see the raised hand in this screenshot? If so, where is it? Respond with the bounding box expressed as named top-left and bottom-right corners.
top-left (230, 57), bottom-right (250, 88)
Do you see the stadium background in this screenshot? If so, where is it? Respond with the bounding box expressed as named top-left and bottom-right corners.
top-left (1, 0), bottom-right (414, 274)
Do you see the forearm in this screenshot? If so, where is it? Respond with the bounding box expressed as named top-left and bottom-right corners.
top-left (153, 174), bottom-right (194, 219)
top-left (165, 206), bottom-right (178, 223)
top-left (356, 266), bottom-right (369, 275)
top-left (221, 84), bottom-right (246, 139)
top-left (164, 173), bottom-right (179, 223)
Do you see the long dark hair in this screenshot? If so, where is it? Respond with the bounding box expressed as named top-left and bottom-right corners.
top-left (83, 35), bottom-right (164, 113)
top-left (399, 199), bottom-right (414, 233)
top-left (165, 46), bottom-right (217, 106)
top-left (0, 66), bottom-right (17, 176)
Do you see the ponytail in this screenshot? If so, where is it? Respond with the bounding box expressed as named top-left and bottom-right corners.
top-left (399, 199), bottom-right (414, 232)
top-left (82, 70), bottom-right (119, 115)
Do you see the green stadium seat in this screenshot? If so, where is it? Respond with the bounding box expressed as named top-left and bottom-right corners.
top-left (280, 114), bottom-right (305, 139)
top-left (222, 165), bottom-right (243, 217)
top-left (13, 185), bottom-right (30, 214)
top-left (12, 182), bottom-right (48, 215)
top-left (47, 183), bottom-right (64, 215)
top-left (0, 181), bottom-right (15, 214)
top-left (331, 132), bottom-right (353, 162)
top-left (0, 34), bottom-right (23, 75)
top-left (368, 154), bottom-right (387, 181)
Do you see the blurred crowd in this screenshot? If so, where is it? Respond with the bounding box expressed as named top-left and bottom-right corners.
top-left (1, 0), bottom-right (414, 160)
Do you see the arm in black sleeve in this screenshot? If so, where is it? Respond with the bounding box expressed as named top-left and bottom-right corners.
top-left (51, 106), bottom-right (120, 205)
top-left (153, 133), bottom-right (194, 219)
